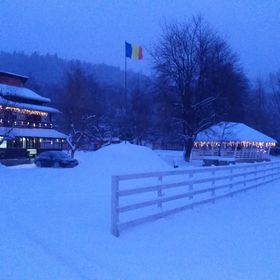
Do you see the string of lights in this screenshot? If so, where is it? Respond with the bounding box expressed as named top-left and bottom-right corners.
top-left (193, 141), bottom-right (276, 149)
top-left (0, 118), bottom-right (53, 128)
top-left (0, 105), bottom-right (48, 117)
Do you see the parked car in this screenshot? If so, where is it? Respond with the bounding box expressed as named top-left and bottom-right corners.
top-left (34, 151), bottom-right (78, 168)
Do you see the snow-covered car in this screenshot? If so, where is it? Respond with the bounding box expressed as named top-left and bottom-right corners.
top-left (34, 151), bottom-right (78, 168)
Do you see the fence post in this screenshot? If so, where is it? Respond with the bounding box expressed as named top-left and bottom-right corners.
top-left (157, 176), bottom-right (163, 208)
top-left (189, 171), bottom-right (193, 199)
top-left (111, 176), bottom-right (120, 237)
top-left (244, 167), bottom-right (247, 186)
top-left (211, 187), bottom-right (215, 203)
top-left (263, 164), bottom-right (266, 181)
top-left (229, 167), bottom-right (233, 189)
top-left (271, 162), bottom-right (275, 180)
top-left (211, 170), bottom-right (215, 203)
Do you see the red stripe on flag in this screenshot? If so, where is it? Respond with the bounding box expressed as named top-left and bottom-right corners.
top-left (138, 47), bottom-right (143, 60)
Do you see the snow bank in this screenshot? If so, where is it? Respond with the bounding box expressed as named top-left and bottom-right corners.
top-left (77, 142), bottom-right (171, 174)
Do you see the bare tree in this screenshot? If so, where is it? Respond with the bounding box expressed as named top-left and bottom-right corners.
top-left (267, 72), bottom-right (280, 139)
top-left (0, 127), bottom-right (14, 147)
top-left (127, 89), bottom-right (152, 145)
top-left (56, 65), bottom-right (99, 157)
top-left (206, 122), bottom-right (237, 156)
top-left (270, 72), bottom-right (280, 114)
top-left (152, 16), bottom-right (246, 161)
top-left (0, 96), bottom-right (17, 146)
top-left (66, 115), bottom-right (96, 158)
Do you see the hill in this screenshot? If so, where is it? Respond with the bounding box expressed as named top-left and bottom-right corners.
top-left (0, 51), bottom-right (150, 89)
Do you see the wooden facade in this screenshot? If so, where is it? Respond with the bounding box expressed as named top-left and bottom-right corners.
top-left (0, 71), bottom-right (67, 159)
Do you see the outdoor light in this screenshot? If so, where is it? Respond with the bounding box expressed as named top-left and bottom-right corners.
top-left (2, 106), bottom-right (48, 117)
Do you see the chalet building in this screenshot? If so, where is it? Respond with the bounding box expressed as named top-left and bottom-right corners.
top-left (0, 71), bottom-right (67, 159)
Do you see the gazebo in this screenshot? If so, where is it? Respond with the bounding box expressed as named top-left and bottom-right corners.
top-left (191, 122), bottom-right (277, 163)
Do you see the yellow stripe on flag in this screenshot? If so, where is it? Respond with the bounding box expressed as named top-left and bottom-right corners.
top-left (132, 45), bottom-right (139, 59)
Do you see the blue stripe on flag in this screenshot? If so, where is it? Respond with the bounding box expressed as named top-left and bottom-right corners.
top-left (125, 42), bottom-right (132, 58)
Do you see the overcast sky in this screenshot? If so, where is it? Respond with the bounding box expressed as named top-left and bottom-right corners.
top-left (0, 0), bottom-right (279, 79)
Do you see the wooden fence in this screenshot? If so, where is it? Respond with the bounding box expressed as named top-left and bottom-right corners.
top-left (111, 161), bottom-right (280, 237)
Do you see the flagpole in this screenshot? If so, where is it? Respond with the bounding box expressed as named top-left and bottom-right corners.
top-left (125, 54), bottom-right (127, 105)
top-left (124, 44), bottom-right (128, 143)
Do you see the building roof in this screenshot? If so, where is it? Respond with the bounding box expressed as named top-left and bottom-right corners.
top-left (0, 96), bottom-right (59, 114)
top-left (0, 71), bottom-right (29, 84)
top-left (0, 83), bottom-right (51, 103)
top-left (196, 122), bottom-right (277, 143)
top-left (0, 127), bottom-right (67, 139)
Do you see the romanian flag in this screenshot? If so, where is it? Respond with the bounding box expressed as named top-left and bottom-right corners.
top-left (125, 41), bottom-right (143, 60)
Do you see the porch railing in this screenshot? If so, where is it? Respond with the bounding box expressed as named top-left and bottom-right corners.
top-left (191, 147), bottom-right (270, 161)
top-left (0, 119), bottom-right (53, 129)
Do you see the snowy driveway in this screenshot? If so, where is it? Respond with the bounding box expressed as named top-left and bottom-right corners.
top-left (1, 145), bottom-right (280, 280)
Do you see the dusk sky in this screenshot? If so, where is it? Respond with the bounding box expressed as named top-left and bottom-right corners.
top-left (0, 0), bottom-right (279, 79)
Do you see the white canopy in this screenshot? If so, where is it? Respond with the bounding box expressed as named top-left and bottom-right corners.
top-left (196, 122), bottom-right (277, 143)
top-left (0, 127), bottom-right (67, 139)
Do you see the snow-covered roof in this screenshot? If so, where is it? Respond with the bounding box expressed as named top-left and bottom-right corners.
top-left (0, 83), bottom-right (51, 103)
top-left (0, 71), bottom-right (29, 83)
top-left (196, 122), bottom-right (277, 143)
top-left (0, 96), bottom-right (59, 114)
top-left (0, 127), bottom-right (67, 139)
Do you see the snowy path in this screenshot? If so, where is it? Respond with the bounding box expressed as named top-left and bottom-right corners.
top-left (1, 145), bottom-right (280, 279)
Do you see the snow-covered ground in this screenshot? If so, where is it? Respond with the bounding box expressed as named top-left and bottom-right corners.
top-left (1, 143), bottom-right (280, 279)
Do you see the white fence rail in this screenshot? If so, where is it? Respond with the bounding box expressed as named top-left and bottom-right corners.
top-left (111, 161), bottom-right (280, 237)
